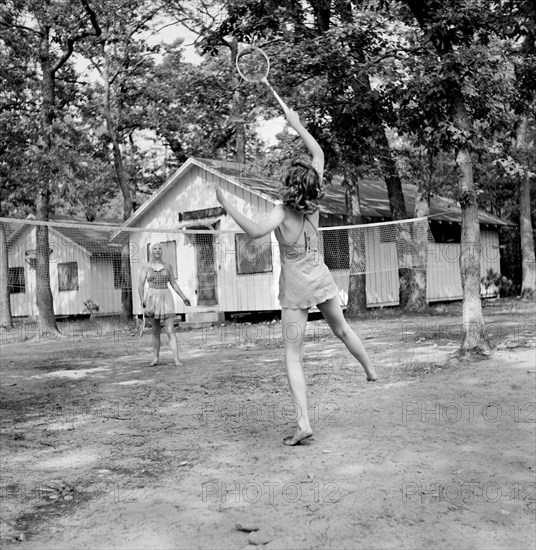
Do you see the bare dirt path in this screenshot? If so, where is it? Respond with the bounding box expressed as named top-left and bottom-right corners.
top-left (1, 300), bottom-right (535, 549)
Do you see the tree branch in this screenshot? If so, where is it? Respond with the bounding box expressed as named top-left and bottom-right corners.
top-left (127, 8), bottom-right (161, 40)
top-left (0, 20), bottom-right (40, 35)
top-left (145, 20), bottom-right (184, 42)
top-left (52, 31), bottom-right (95, 74)
top-left (80, 0), bottom-right (102, 37)
top-left (110, 57), bottom-right (148, 86)
top-left (88, 56), bottom-right (103, 76)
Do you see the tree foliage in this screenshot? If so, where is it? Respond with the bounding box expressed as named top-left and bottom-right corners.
top-left (1, 0), bottom-right (534, 326)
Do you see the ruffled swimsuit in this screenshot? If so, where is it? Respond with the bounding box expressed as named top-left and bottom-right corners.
top-left (275, 214), bottom-right (339, 309)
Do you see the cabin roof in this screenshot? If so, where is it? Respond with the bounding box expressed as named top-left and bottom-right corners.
top-left (7, 216), bottom-right (124, 256)
top-left (116, 156), bottom-right (513, 231)
top-left (193, 158), bottom-right (512, 227)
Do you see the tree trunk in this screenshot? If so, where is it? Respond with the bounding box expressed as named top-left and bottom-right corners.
top-left (101, 46), bottom-right (132, 218)
top-left (120, 242), bottom-right (133, 323)
top-left (329, 0), bottom-right (421, 312)
top-left (81, 3), bottom-right (134, 322)
top-left (229, 40), bottom-right (246, 163)
top-left (374, 135), bottom-right (418, 309)
top-left (338, 0), bottom-right (416, 307)
top-left (312, 0), bottom-right (331, 32)
top-left (405, 162), bottom-right (431, 311)
top-left (36, 191), bottom-right (58, 333)
top-left (452, 96), bottom-right (490, 354)
top-left (517, 117), bottom-right (536, 300)
top-left (349, 64), bottom-right (417, 309)
top-left (162, 132), bottom-right (187, 164)
top-left (376, 138), bottom-right (407, 221)
top-left (37, 24), bottom-right (59, 335)
top-left (344, 169), bottom-right (367, 317)
top-left (403, 0), bottom-right (490, 354)
top-left (100, 34), bottom-right (133, 322)
top-left (0, 221), bottom-right (13, 329)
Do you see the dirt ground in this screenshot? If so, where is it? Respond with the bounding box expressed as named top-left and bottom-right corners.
top-left (0, 299), bottom-right (535, 550)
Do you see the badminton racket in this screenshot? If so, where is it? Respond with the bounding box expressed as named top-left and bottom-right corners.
top-left (235, 46), bottom-right (289, 113)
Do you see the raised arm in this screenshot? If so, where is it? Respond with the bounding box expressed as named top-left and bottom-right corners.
top-left (284, 109), bottom-right (324, 181)
top-left (216, 191), bottom-right (286, 239)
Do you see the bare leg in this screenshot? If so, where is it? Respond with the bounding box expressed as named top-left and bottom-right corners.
top-left (317, 297), bottom-right (378, 381)
top-left (281, 307), bottom-right (313, 445)
top-left (164, 317), bottom-right (183, 367)
top-left (149, 319), bottom-right (161, 366)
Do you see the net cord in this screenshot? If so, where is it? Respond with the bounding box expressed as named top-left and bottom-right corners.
top-left (0, 216), bottom-right (433, 235)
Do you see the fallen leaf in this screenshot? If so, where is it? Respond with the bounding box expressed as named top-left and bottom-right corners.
top-left (248, 533), bottom-right (270, 545)
top-left (236, 522), bottom-right (260, 533)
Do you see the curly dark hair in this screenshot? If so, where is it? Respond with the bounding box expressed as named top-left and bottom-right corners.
top-left (278, 159), bottom-right (325, 214)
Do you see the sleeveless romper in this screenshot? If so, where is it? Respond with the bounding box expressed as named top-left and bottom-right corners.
top-left (275, 214), bottom-right (339, 309)
top-left (144, 266), bottom-right (175, 319)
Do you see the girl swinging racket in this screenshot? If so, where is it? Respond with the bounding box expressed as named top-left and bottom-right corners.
top-left (216, 104), bottom-right (377, 446)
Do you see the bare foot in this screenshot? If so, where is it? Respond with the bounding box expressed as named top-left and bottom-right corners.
top-left (365, 366), bottom-right (378, 381)
top-left (174, 360), bottom-right (184, 367)
top-left (283, 427), bottom-right (313, 446)
top-left (148, 358), bottom-right (159, 367)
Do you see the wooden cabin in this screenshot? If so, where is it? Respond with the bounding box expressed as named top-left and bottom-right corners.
top-left (116, 158), bottom-right (511, 323)
top-left (7, 217), bottom-right (123, 318)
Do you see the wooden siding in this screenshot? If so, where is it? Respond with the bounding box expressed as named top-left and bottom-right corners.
top-left (216, 179), bottom-right (279, 312)
top-left (129, 163), bottom-right (504, 313)
top-left (8, 226), bottom-right (35, 317)
top-left (8, 226), bottom-right (121, 317)
top-left (131, 165), bottom-right (281, 315)
top-left (426, 244), bottom-right (463, 302)
top-left (365, 229), bottom-right (399, 306)
top-left (329, 229), bottom-right (500, 307)
top-left (89, 261), bottom-right (122, 315)
top-left (323, 226), bottom-right (399, 307)
top-left (426, 230), bottom-right (501, 301)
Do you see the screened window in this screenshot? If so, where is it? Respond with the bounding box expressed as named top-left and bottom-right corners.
top-left (8, 267), bottom-right (25, 294)
top-left (323, 229), bottom-right (350, 270)
top-left (429, 221), bottom-right (461, 243)
top-left (235, 234), bottom-right (273, 275)
top-left (58, 262), bottom-right (79, 291)
top-left (113, 258), bottom-right (125, 289)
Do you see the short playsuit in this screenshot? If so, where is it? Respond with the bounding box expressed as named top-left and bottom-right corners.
top-left (275, 213), bottom-right (339, 309)
top-left (144, 265), bottom-right (175, 319)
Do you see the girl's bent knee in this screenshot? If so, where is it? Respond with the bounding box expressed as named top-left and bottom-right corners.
top-left (332, 322), bottom-right (351, 340)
